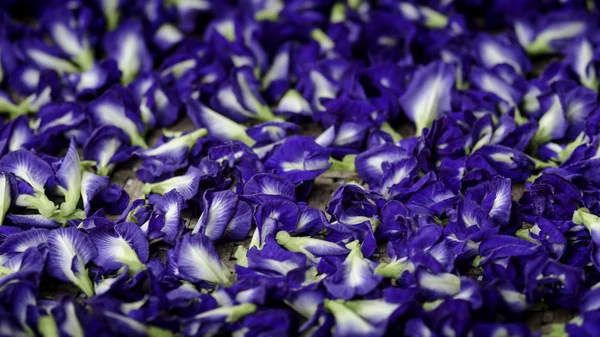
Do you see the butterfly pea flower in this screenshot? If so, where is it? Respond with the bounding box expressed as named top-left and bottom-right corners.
top-left (83, 126), bottom-right (135, 176)
top-left (0, 225), bottom-right (21, 244)
top-left (18, 37), bottom-right (79, 74)
top-left (94, 0), bottom-right (127, 31)
top-left (0, 244), bottom-right (47, 290)
top-left (239, 235), bottom-right (307, 279)
top-left (0, 228), bottom-right (49, 258)
top-left (129, 72), bottom-right (182, 129)
top-left (153, 23), bottom-right (184, 51)
top-left (572, 208), bottom-right (600, 270)
top-left (478, 235), bottom-right (544, 286)
top-left (378, 157), bottom-right (420, 200)
top-left (296, 67), bottom-right (339, 112)
top-left (250, 199), bottom-right (299, 249)
top-left (185, 98), bottom-right (255, 146)
top-left (5, 214), bottom-right (61, 230)
top-left (419, 299), bottom-right (473, 337)
top-left (469, 66), bottom-right (525, 114)
top-left (315, 99), bottom-right (386, 158)
top-left (90, 182), bottom-right (130, 216)
top-left (52, 138), bottom-right (82, 217)
top-left (517, 218), bottom-right (568, 260)
top-left (8, 63), bottom-right (42, 97)
top-left (580, 281), bottom-right (600, 313)
top-left (261, 43), bottom-right (291, 103)
top-left (323, 241), bottom-right (382, 300)
top-left (359, 11), bottom-right (415, 65)
top-left (264, 136), bottom-right (331, 184)
top-left (117, 199), bottom-right (151, 226)
top-left (444, 218), bottom-right (492, 263)
top-left (276, 231), bottom-right (348, 262)
top-left (176, 61), bottom-right (229, 100)
top-left (81, 171), bottom-right (129, 216)
top-left (472, 33), bottom-right (531, 75)
top-left (104, 19), bottom-right (152, 85)
top-left (89, 308), bottom-right (175, 337)
top-left (41, 6), bottom-right (94, 71)
top-left (514, 10), bottom-right (592, 55)
top-left (374, 247), bottom-right (415, 280)
top-left (242, 173), bottom-right (296, 204)
top-left (0, 280), bottom-right (38, 335)
top-left (324, 298), bottom-right (401, 337)
top-left (247, 121), bottom-right (298, 145)
top-left (46, 227), bottom-right (97, 297)
top-left (519, 173), bottom-right (582, 222)
top-left (355, 143), bottom-right (410, 187)
top-left (166, 0), bottom-right (215, 32)
top-left (191, 189), bottom-right (252, 242)
top-left (554, 81), bottom-right (598, 141)
top-left (564, 38), bottom-right (598, 91)
top-left (91, 265), bottom-right (149, 298)
top-left (142, 161), bottom-right (203, 200)
top-left (0, 32), bottom-right (16, 85)
top-left (469, 114), bottom-right (517, 152)
top-left (294, 205), bottom-right (328, 237)
top-left (485, 280), bottom-right (528, 315)
top-left (274, 89), bottom-right (313, 120)
top-left (184, 303), bottom-right (257, 337)
top-left (23, 71), bottom-right (65, 117)
top-left (168, 233), bottom-right (231, 286)
top-left (417, 116), bottom-right (470, 172)
top-left (0, 172), bottom-right (14, 225)
top-left (87, 86), bottom-right (147, 148)
top-left (28, 102), bottom-right (88, 152)
top-left (399, 61), bottom-right (455, 135)
top-left (208, 141), bottom-right (265, 188)
top-left (43, 297), bottom-right (89, 337)
top-left (204, 16), bottom-right (266, 70)
top-left (89, 222), bottom-right (149, 274)
top-left (382, 225), bottom-right (456, 276)
top-left (530, 92), bottom-right (567, 146)
top-left (417, 271), bottom-right (463, 301)
top-left (464, 176), bottom-right (513, 227)
top-left (159, 51), bottom-right (201, 83)
top-left (0, 150), bottom-right (56, 217)
top-left (537, 142), bottom-right (564, 162)
top-left (377, 200), bottom-right (417, 243)
top-left (236, 308), bottom-right (297, 337)
top-left (327, 184), bottom-right (381, 239)
top-left (466, 144), bottom-right (535, 182)
top-left (211, 67), bottom-right (276, 123)
top-left (146, 190), bottom-right (184, 244)
top-left (524, 255), bottom-right (584, 310)
top-left (135, 128), bottom-right (207, 180)
top-left (285, 288), bottom-right (329, 335)
top-left (556, 312), bottom-right (600, 337)
top-left (66, 59), bottom-right (122, 98)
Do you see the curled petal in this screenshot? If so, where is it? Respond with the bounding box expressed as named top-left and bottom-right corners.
top-left (399, 61), bottom-right (455, 135)
top-left (89, 222), bottom-right (149, 273)
top-left (169, 233), bottom-right (231, 285)
top-left (47, 228), bottom-right (98, 297)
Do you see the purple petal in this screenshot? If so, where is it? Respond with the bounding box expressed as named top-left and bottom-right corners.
top-left (89, 222), bottom-right (149, 273)
top-left (169, 233), bottom-right (231, 285)
top-left (399, 61), bottom-right (455, 135)
top-left (47, 228), bottom-right (98, 296)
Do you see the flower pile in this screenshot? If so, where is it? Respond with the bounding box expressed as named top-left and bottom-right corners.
top-left (1, 0), bottom-right (600, 336)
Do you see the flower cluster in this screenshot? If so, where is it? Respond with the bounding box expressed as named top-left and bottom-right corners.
top-left (1, 0), bottom-right (600, 336)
